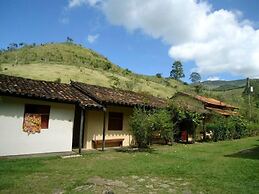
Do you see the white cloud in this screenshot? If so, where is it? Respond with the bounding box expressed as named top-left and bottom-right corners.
top-left (69, 0), bottom-right (259, 78)
top-left (68, 0), bottom-right (100, 8)
top-left (207, 76), bottom-right (221, 81)
top-left (87, 34), bottom-right (99, 43)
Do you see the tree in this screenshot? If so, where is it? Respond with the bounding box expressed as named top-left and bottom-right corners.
top-left (170, 61), bottom-right (185, 80)
top-left (7, 43), bottom-right (18, 51)
top-left (156, 73), bottom-right (162, 78)
top-left (189, 72), bottom-right (201, 83)
top-left (66, 37), bottom-right (73, 43)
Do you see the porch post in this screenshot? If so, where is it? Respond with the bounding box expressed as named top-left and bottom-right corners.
top-left (79, 108), bottom-right (85, 154)
top-left (102, 107), bottom-right (107, 151)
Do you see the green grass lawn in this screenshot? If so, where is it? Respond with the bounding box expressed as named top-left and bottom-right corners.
top-left (1, 137), bottom-right (259, 194)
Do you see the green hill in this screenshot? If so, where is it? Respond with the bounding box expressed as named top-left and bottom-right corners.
top-left (201, 79), bottom-right (246, 90)
top-left (0, 42), bottom-right (187, 98)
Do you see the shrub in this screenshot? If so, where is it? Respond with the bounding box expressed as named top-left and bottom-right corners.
top-left (129, 108), bottom-right (153, 148)
top-left (123, 68), bottom-right (132, 75)
top-left (129, 108), bottom-right (173, 148)
top-left (103, 62), bottom-right (112, 70)
top-left (206, 116), bottom-right (248, 141)
top-left (156, 73), bottom-right (162, 78)
top-left (151, 109), bottom-right (173, 144)
top-left (246, 122), bottom-right (259, 136)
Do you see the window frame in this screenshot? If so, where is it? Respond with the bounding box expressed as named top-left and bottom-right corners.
top-left (108, 112), bottom-right (123, 131)
top-left (23, 104), bottom-right (51, 129)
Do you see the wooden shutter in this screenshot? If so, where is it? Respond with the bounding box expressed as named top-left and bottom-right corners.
top-left (108, 112), bottom-right (123, 131)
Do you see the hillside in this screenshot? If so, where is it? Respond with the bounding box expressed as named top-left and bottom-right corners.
top-left (201, 79), bottom-right (246, 90)
top-left (0, 42), bottom-right (187, 98)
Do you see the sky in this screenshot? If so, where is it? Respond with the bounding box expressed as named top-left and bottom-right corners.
top-left (1, 0), bottom-right (259, 82)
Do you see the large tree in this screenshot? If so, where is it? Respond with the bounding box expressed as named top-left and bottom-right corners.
top-left (170, 61), bottom-right (185, 80)
top-left (189, 72), bottom-right (201, 83)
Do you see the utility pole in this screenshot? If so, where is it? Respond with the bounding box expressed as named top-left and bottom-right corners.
top-left (247, 78), bottom-right (253, 120)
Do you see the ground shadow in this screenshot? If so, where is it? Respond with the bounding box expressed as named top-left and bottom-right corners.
top-left (225, 145), bottom-right (259, 160)
top-left (115, 147), bottom-right (156, 154)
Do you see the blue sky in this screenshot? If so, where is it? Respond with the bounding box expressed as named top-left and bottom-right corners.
top-left (1, 0), bottom-right (259, 82)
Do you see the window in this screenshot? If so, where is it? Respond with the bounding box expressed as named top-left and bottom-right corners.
top-left (23, 104), bottom-right (50, 133)
top-left (108, 112), bottom-right (123, 131)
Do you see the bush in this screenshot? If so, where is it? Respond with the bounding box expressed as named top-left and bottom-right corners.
top-left (206, 116), bottom-right (248, 142)
top-left (103, 62), bottom-right (112, 70)
top-left (151, 109), bottom-right (173, 144)
top-left (129, 108), bottom-right (173, 148)
top-left (123, 68), bottom-right (132, 75)
top-left (129, 108), bottom-right (153, 148)
top-left (156, 73), bottom-right (162, 78)
top-left (246, 122), bottom-right (259, 136)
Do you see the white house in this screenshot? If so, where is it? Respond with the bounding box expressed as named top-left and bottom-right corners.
top-left (0, 74), bottom-right (167, 156)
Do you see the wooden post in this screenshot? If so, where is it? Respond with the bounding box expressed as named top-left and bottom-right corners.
top-left (202, 116), bottom-right (206, 141)
top-left (79, 108), bottom-right (85, 154)
top-left (102, 107), bottom-right (107, 151)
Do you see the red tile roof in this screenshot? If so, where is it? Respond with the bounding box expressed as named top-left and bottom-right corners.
top-left (173, 92), bottom-right (238, 116)
top-left (0, 74), bottom-right (102, 108)
top-left (205, 107), bottom-right (238, 116)
top-left (177, 92), bottom-right (238, 109)
top-left (0, 74), bottom-right (167, 109)
top-left (71, 81), bottom-right (168, 108)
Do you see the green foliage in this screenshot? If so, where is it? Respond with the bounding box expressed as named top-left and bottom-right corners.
top-left (246, 122), bottom-right (259, 136)
top-left (170, 60), bottom-right (185, 80)
top-left (194, 84), bottom-right (203, 94)
top-left (189, 72), bottom-right (201, 83)
top-left (66, 37), bottom-right (73, 43)
top-left (129, 108), bottom-right (173, 148)
top-left (123, 68), bottom-right (132, 75)
top-left (129, 108), bottom-right (153, 148)
top-left (103, 62), bottom-right (112, 70)
top-left (155, 73), bottom-right (162, 78)
top-left (169, 103), bottom-right (202, 141)
top-left (150, 109), bottom-right (174, 143)
top-left (206, 116), bottom-right (249, 141)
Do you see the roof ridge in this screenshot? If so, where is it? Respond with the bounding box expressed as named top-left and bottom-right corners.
top-left (71, 80), bottom-right (167, 101)
top-left (71, 81), bottom-right (104, 106)
top-left (0, 74), bottom-right (71, 86)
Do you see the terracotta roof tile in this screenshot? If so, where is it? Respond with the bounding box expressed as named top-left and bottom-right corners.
top-left (71, 81), bottom-right (168, 108)
top-left (205, 107), bottom-right (238, 116)
top-left (0, 74), bottom-right (101, 108)
top-left (177, 92), bottom-right (238, 109)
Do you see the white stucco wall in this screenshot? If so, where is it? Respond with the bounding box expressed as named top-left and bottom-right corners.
top-left (0, 96), bottom-right (75, 156)
top-left (84, 106), bottom-right (133, 149)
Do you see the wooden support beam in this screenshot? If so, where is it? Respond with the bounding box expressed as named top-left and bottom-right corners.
top-left (79, 108), bottom-right (85, 154)
top-left (102, 107), bottom-right (107, 151)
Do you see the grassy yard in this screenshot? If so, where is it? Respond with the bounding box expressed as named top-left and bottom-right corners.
top-left (0, 137), bottom-right (259, 194)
